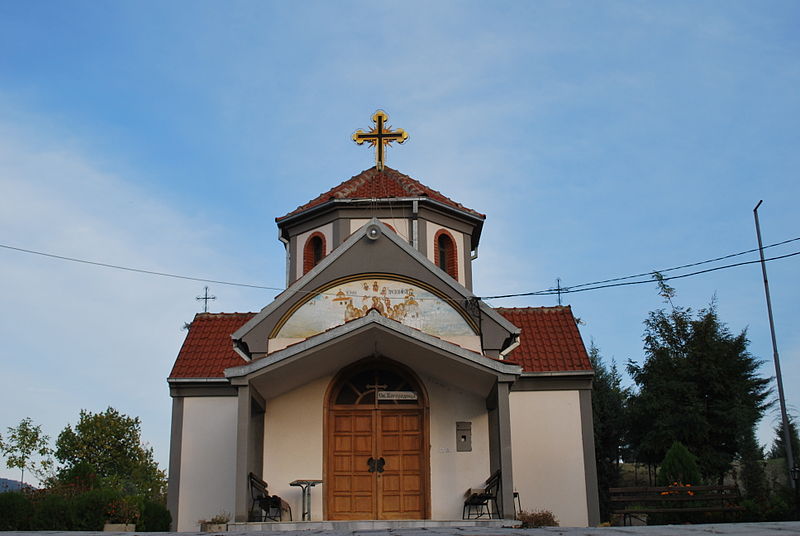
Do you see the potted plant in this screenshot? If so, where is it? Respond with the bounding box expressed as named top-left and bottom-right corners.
top-left (517, 509), bottom-right (559, 528)
top-left (199, 511), bottom-right (230, 532)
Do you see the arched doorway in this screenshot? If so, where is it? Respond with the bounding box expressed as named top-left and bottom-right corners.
top-left (325, 359), bottom-right (430, 520)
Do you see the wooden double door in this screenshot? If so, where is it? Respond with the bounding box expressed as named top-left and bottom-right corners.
top-left (327, 365), bottom-right (429, 520)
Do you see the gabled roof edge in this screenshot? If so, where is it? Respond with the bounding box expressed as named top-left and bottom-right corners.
top-left (232, 218), bottom-right (512, 345)
top-left (226, 310), bottom-right (523, 379)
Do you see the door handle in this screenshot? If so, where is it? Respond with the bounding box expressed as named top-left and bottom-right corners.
top-left (376, 457), bottom-right (385, 473)
top-left (367, 457), bottom-right (376, 473)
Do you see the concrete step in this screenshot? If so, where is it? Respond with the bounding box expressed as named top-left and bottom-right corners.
top-left (228, 519), bottom-right (520, 532)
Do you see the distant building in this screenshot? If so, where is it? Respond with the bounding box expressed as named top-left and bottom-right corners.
top-left (0, 478), bottom-right (30, 492)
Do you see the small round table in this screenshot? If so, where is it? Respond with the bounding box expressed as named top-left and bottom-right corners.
top-left (290, 479), bottom-right (323, 521)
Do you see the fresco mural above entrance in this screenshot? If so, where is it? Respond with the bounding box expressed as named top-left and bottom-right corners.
top-left (272, 277), bottom-right (476, 340)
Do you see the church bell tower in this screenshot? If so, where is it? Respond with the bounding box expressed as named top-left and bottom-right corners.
top-left (276, 110), bottom-right (485, 290)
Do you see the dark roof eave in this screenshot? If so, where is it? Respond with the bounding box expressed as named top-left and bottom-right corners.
top-left (277, 196), bottom-right (485, 247)
top-left (167, 377), bottom-right (231, 383)
top-left (276, 196), bottom-right (485, 225)
top-left (519, 370), bottom-right (595, 378)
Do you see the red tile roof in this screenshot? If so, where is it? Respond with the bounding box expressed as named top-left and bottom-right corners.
top-left (495, 306), bottom-right (593, 373)
top-left (168, 306), bottom-right (592, 379)
top-left (277, 166), bottom-right (485, 221)
top-left (168, 313), bottom-right (255, 379)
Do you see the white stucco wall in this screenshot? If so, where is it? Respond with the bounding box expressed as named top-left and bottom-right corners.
top-left (262, 376), bottom-right (329, 520)
top-left (425, 223), bottom-right (465, 286)
top-left (350, 218), bottom-right (411, 242)
top-left (177, 396), bottom-right (238, 531)
top-left (510, 390), bottom-right (588, 527)
top-left (259, 371), bottom-right (490, 520)
top-left (423, 373), bottom-right (490, 520)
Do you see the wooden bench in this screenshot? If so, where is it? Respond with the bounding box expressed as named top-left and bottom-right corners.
top-left (248, 472), bottom-right (292, 522)
top-left (610, 485), bottom-right (743, 526)
top-left (463, 470), bottom-right (501, 519)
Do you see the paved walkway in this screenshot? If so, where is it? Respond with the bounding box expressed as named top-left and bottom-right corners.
top-left (3, 523), bottom-right (800, 535)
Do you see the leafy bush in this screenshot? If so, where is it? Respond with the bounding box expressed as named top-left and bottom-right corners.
top-left (760, 486), bottom-right (794, 522)
top-left (106, 494), bottom-right (142, 524)
top-left (741, 498), bottom-right (763, 522)
top-left (31, 492), bottom-right (74, 530)
top-left (0, 486), bottom-right (165, 531)
top-left (518, 509), bottom-right (559, 527)
top-left (0, 491), bottom-right (33, 530)
top-left (139, 499), bottom-right (172, 531)
top-left (56, 460), bottom-right (100, 492)
top-left (73, 487), bottom-right (120, 530)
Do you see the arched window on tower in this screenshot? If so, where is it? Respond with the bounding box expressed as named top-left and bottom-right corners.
top-left (303, 233), bottom-right (326, 274)
top-left (434, 230), bottom-right (458, 280)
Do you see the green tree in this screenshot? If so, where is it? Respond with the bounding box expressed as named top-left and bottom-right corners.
top-left (0, 417), bottom-right (53, 485)
top-left (589, 343), bottom-right (628, 521)
top-left (738, 425), bottom-right (767, 501)
top-left (657, 441), bottom-right (701, 485)
top-left (768, 415), bottom-right (799, 468)
top-left (55, 407), bottom-right (165, 498)
top-left (627, 293), bottom-right (770, 483)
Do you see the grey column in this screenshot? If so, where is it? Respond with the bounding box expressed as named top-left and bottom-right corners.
top-left (287, 236), bottom-right (298, 286)
top-left (333, 218), bottom-right (349, 250)
top-left (487, 381), bottom-right (515, 519)
top-left (234, 384), bottom-right (253, 523)
top-left (580, 389), bottom-right (601, 526)
top-left (462, 233), bottom-right (473, 291)
top-left (166, 397), bottom-right (184, 531)
top-left (417, 219), bottom-right (428, 257)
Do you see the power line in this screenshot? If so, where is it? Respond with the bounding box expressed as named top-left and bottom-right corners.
top-left (566, 250), bottom-right (800, 295)
top-left (479, 250), bottom-right (800, 299)
top-left (0, 243), bottom-right (284, 291)
top-left (2, 238), bottom-right (799, 302)
top-left (0, 242), bottom-right (455, 303)
top-left (567, 236), bottom-right (800, 290)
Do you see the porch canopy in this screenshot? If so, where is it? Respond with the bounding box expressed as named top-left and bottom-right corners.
top-left (224, 310), bottom-right (522, 521)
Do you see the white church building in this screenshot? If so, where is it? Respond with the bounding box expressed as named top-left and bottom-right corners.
top-left (166, 113), bottom-right (599, 530)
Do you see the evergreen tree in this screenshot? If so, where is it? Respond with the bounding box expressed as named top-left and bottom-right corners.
top-left (589, 343), bottom-right (628, 521)
top-left (657, 441), bottom-right (701, 485)
top-left (739, 425), bottom-right (767, 501)
top-left (627, 293), bottom-right (770, 483)
top-left (768, 416), bottom-right (800, 467)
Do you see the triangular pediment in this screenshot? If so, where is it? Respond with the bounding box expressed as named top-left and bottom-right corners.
top-left (226, 310), bottom-right (521, 399)
top-left (232, 219), bottom-right (518, 359)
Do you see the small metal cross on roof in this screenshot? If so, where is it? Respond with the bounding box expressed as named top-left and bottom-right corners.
top-left (196, 286), bottom-right (216, 313)
top-left (352, 110), bottom-right (408, 171)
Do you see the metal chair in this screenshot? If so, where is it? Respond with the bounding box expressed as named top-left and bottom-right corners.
top-left (463, 470), bottom-right (501, 519)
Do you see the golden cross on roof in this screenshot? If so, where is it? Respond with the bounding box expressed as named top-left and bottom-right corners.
top-left (352, 110), bottom-right (408, 171)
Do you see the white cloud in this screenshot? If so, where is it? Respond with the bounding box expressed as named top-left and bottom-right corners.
top-left (0, 118), bottom-right (264, 484)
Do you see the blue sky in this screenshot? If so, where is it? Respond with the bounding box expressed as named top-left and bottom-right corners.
top-left (1, 1), bottom-right (798, 484)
